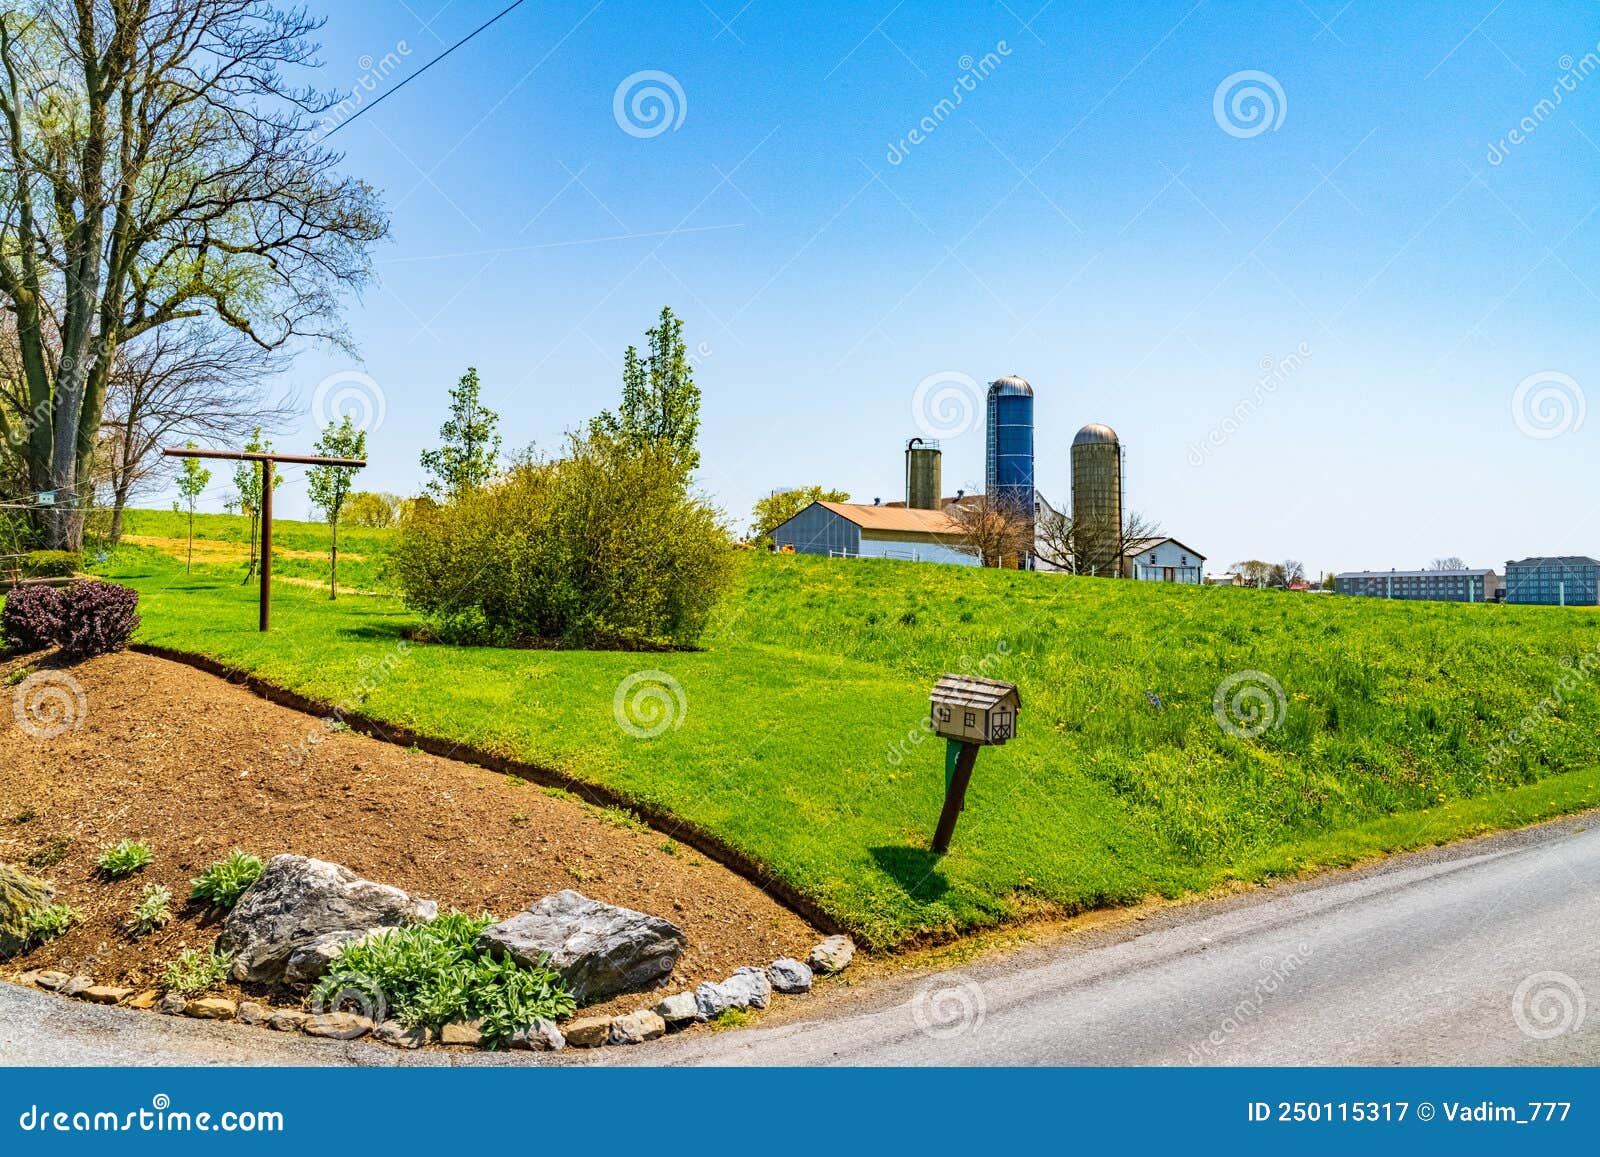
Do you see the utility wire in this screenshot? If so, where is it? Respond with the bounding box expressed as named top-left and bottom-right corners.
top-left (323, 0), bottom-right (532, 139)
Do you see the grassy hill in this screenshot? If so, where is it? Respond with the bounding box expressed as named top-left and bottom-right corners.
top-left (63, 515), bottom-right (1600, 946)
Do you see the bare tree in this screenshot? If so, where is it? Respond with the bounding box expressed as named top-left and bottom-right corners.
top-left (1034, 504), bottom-right (1077, 571)
top-left (1430, 556), bottom-right (1468, 571)
top-left (949, 491), bottom-right (1033, 568)
top-left (1269, 558), bottom-right (1306, 588)
top-left (1039, 505), bottom-right (1163, 577)
top-left (95, 325), bottom-right (292, 543)
top-left (1114, 510), bottom-right (1163, 577)
top-left (0, 2), bottom-right (387, 549)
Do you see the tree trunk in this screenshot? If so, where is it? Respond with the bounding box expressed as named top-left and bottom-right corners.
top-left (329, 520), bottom-right (338, 600)
top-left (187, 507), bottom-right (194, 573)
top-left (242, 511), bottom-right (258, 583)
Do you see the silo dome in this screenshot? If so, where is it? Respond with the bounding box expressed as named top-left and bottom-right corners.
top-left (1073, 422), bottom-right (1119, 446)
top-left (989, 374), bottom-right (1034, 397)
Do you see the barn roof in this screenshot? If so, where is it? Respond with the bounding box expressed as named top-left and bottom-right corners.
top-left (930, 674), bottom-right (1021, 710)
top-left (816, 501), bottom-right (964, 536)
top-left (1121, 535), bottom-right (1207, 561)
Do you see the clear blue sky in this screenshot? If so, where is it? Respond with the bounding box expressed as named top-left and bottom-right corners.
top-left (206, 0), bottom-right (1598, 577)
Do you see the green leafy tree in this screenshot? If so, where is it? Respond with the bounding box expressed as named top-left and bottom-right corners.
top-left (175, 444), bottom-right (210, 574)
top-left (593, 307), bottom-right (701, 470)
top-left (231, 428), bottom-right (281, 583)
top-left (306, 418), bottom-right (367, 600)
top-left (749, 486), bottom-right (851, 544)
top-left (420, 368), bottom-right (502, 500)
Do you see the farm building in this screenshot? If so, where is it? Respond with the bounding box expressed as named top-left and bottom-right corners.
top-left (1120, 537), bottom-right (1206, 583)
top-left (770, 500), bottom-right (977, 566)
top-left (1504, 556), bottom-right (1600, 606)
top-left (1336, 569), bottom-right (1502, 602)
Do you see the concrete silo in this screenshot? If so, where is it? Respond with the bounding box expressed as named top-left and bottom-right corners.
top-left (1071, 423), bottom-right (1123, 577)
top-left (905, 437), bottom-right (942, 510)
top-left (985, 375), bottom-right (1035, 518)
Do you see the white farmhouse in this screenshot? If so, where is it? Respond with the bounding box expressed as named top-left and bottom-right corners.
top-left (1121, 537), bottom-right (1206, 584)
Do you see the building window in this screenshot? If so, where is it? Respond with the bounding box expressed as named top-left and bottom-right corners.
top-left (937, 706), bottom-right (951, 723)
top-left (964, 711), bottom-right (976, 729)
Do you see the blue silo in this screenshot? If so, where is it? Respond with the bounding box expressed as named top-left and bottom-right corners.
top-left (986, 375), bottom-right (1035, 518)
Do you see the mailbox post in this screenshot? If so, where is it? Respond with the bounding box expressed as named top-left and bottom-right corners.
top-left (927, 674), bottom-right (1020, 853)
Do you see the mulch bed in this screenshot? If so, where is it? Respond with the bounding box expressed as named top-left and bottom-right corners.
top-left (0, 648), bottom-right (818, 1021)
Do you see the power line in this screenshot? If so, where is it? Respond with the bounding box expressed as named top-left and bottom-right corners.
top-left (323, 0), bottom-right (532, 140)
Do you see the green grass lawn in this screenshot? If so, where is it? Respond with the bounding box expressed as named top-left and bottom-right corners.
top-left (66, 516), bottom-right (1600, 947)
top-left (112, 508), bottom-right (392, 592)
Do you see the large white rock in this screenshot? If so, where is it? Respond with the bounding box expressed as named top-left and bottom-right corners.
top-left (218, 854), bottom-right (436, 986)
top-left (475, 890), bottom-right (685, 1003)
top-left (768, 957), bottom-right (814, 994)
top-left (807, 935), bottom-right (856, 975)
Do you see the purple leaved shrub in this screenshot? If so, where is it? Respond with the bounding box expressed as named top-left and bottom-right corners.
top-left (1, 583), bottom-right (65, 652)
top-left (56, 580), bottom-right (141, 660)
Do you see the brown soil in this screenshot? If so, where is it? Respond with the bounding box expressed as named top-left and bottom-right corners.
top-left (121, 535), bottom-right (363, 564)
top-left (0, 648), bottom-right (818, 1021)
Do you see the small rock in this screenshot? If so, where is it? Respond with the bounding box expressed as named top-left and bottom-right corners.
top-left (15, 970), bottom-right (40, 986)
top-left (32, 970), bottom-right (70, 990)
top-left (125, 990), bottom-right (159, 1010)
top-left (511, 1019), bottom-right (565, 1051)
top-left (184, 997), bottom-right (237, 1020)
top-left (653, 990), bottom-right (701, 1026)
top-left (158, 993), bottom-right (187, 1016)
top-left (768, 957), bottom-right (813, 994)
top-left (807, 935), bottom-right (855, 974)
top-left (267, 1008), bottom-right (308, 1032)
top-left (81, 985), bottom-right (134, 1005)
top-left (236, 1001), bottom-right (272, 1026)
top-left (438, 1019), bottom-right (484, 1047)
top-left (609, 1009), bottom-right (666, 1045)
top-left (59, 975), bottom-right (93, 997)
top-left (374, 1020), bottom-right (429, 1049)
top-left (562, 1015), bottom-right (612, 1048)
top-left (301, 1011), bottom-right (371, 1039)
top-left (720, 966), bottom-right (772, 1010)
top-left (693, 980), bottom-right (729, 1020)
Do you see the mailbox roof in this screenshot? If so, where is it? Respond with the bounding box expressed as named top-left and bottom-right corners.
top-left (930, 674), bottom-right (1021, 710)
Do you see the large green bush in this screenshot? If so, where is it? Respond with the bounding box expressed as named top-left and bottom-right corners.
top-left (392, 433), bottom-right (733, 648)
top-left (20, 550), bottom-right (80, 577)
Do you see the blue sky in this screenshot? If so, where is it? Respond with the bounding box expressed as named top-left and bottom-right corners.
top-left (211, 0), bottom-right (1599, 577)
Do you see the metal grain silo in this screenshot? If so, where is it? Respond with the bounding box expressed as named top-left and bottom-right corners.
top-left (1071, 422), bottom-right (1123, 577)
top-left (905, 437), bottom-right (942, 510)
top-left (986, 375), bottom-right (1035, 518)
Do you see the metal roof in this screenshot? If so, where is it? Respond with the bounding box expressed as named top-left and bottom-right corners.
top-left (930, 674), bottom-right (1020, 710)
top-left (988, 374), bottom-right (1033, 397)
top-left (815, 501), bottom-right (964, 536)
top-left (1072, 422), bottom-right (1119, 446)
top-left (1121, 535), bottom-right (1207, 560)
top-left (1337, 569), bottom-right (1495, 579)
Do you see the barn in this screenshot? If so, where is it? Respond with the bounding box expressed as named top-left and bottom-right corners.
top-left (1120, 536), bottom-right (1206, 583)
top-left (770, 500), bottom-right (977, 566)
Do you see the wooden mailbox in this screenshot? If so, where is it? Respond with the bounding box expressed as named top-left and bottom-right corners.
top-left (927, 674), bottom-right (1020, 853)
top-left (929, 674), bottom-right (1021, 746)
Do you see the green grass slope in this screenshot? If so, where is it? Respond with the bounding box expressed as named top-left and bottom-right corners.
top-left (67, 517), bottom-right (1600, 947)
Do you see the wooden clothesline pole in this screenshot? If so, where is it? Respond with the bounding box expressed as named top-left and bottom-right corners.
top-left (162, 446), bottom-right (367, 632)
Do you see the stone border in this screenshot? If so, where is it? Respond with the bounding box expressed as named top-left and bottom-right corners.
top-left (6, 935), bottom-right (858, 1054)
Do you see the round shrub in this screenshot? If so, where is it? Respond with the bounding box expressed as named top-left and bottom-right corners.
top-left (20, 550), bottom-right (81, 578)
top-left (1, 583), bottom-right (64, 651)
top-left (56, 580), bottom-right (141, 660)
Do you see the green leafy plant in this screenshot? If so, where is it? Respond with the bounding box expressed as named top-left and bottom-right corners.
top-left (26, 836), bottom-right (70, 868)
top-left (312, 911), bottom-right (575, 1047)
top-left (26, 903), bottom-right (79, 943)
top-left (96, 839), bottom-right (152, 878)
top-left (132, 884), bottom-right (173, 934)
top-left (594, 805), bottom-right (645, 831)
top-left (189, 851), bottom-right (265, 910)
top-left (711, 1007), bottom-right (752, 1031)
top-left (164, 947), bottom-right (234, 996)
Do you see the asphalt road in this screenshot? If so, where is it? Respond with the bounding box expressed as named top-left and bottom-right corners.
top-left (3, 815), bottom-right (1597, 1066)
